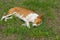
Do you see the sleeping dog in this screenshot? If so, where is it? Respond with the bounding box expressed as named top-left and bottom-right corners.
top-left (1, 7), bottom-right (43, 28)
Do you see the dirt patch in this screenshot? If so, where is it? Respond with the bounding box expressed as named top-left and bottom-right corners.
top-left (54, 8), bottom-right (60, 20)
top-left (0, 34), bottom-right (19, 40)
top-left (23, 36), bottom-right (55, 40)
top-left (46, 8), bottom-right (60, 37)
top-left (0, 25), bottom-right (6, 30)
top-left (46, 7), bottom-right (60, 27)
top-left (4, 0), bottom-right (10, 2)
top-left (0, 8), bottom-right (2, 11)
top-left (53, 8), bottom-right (60, 28)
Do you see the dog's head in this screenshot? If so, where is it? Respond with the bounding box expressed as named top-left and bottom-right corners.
top-left (33, 14), bottom-right (43, 27)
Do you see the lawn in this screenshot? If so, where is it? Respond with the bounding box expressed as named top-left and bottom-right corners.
top-left (0, 0), bottom-right (60, 40)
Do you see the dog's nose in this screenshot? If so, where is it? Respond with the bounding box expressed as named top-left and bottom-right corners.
top-left (33, 26), bottom-right (37, 28)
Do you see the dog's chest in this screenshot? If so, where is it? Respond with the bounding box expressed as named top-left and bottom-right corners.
top-left (20, 13), bottom-right (38, 22)
top-left (26, 13), bottom-right (38, 21)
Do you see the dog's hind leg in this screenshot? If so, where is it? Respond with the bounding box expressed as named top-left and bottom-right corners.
top-left (1, 14), bottom-right (13, 21)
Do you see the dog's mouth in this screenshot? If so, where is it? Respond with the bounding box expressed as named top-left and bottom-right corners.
top-left (33, 26), bottom-right (37, 28)
top-left (33, 24), bottom-right (37, 28)
top-left (33, 21), bottom-right (42, 28)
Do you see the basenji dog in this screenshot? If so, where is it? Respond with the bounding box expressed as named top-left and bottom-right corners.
top-left (1, 7), bottom-right (43, 28)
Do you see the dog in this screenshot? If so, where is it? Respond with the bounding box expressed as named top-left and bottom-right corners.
top-left (1, 7), bottom-right (43, 28)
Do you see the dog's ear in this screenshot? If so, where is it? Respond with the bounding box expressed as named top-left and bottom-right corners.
top-left (39, 14), bottom-right (44, 19)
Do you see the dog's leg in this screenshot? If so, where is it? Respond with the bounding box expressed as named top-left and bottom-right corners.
top-left (4, 16), bottom-right (13, 21)
top-left (26, 21), bottom-right (30, 28)
top-left (21, 18), bottom-right (30, 28)
top-left (1, 16), bottom-right (6, 21)
top-left (22, 22), bottom-right (30, 28)
top-left (1, 14), bottom-right (12, 21)
top-left (22, 23), bottom-right (26, 26)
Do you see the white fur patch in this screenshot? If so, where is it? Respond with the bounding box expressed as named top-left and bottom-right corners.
top-left (25, 13), bottom-right (38, 22)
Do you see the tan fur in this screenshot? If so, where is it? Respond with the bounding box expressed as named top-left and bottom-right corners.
top-left (1, 7), bottom-right (43, 27)
top-left (39, 14), bottom-right (44, 19)
top-left (34, 16), bottom-right (42, 24)
top-left (8, 7), bottom-right (43, 25)
top-left (33, 14), bottom-right (44, 24)
top-left (8, 7), bottom-right (34, 17)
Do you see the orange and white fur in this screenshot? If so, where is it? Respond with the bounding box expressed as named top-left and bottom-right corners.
top-left (1, 7), bottom-right (43, 28)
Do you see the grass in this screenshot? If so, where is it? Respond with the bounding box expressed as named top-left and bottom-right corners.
top-left (0, 0), bottom-right (60, 40)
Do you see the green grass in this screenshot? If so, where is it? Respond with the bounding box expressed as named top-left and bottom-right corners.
top-left (0, 0), bottom-right (60, 40)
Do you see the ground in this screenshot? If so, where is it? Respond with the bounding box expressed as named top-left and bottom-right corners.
top-left (0, 0), bottom-right (60, 40)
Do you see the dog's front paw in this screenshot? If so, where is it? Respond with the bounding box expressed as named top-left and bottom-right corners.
top-left (21, 24), bottom-right (26, 26)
